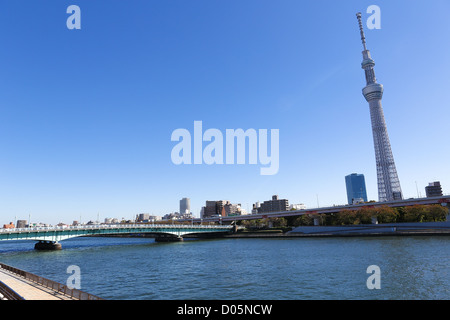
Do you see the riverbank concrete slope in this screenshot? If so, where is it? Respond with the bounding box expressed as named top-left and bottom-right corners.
top-left (223, 222), bottom-right (450, 238)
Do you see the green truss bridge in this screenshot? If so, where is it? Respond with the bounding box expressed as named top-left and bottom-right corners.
top-left (0, 224), bottom-right (237, 250)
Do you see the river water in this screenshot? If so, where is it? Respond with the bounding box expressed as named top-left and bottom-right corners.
top-left (0, 236), bottom-right (449, 300)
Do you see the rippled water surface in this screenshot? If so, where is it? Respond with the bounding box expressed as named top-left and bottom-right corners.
top-left (1, 236), bottom-right (449, 300)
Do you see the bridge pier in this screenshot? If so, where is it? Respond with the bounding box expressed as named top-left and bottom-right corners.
top-left (34, 241), bottom-right (62, 251)
top-left (154, 235), bottom-right (183, 242)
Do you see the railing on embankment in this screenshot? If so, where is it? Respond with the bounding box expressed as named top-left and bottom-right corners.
top-left (0, 263), bottom-right (103, 300)
top-left (0, 279), bottom-right (24, 300)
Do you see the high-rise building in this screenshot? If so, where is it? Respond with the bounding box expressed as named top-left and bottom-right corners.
top-left (425, 181), bottom-right (443, 198)
top-left (258, 195), bottom-right (289, 214)
top-left (180, 197), bottom-right (190, 214)
top-left (345, 173), bottom-right (368, 204)
top-left (202, 200), bottom-right (244, 217)
top-left (356, 13), bottom-right (403, 202)
top-left (224, 202), bottom-right (242, 216)
top-left (203, 200), bottom-right (227, 218)
top-left (16, 220), bottom-right (27, 228)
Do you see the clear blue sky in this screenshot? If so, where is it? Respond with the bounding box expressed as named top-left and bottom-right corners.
top-left (0, 1), bottom-right (449, 225)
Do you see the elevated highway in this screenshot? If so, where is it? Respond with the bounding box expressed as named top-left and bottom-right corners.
top-left (198, 195), bottom-right (450, 223)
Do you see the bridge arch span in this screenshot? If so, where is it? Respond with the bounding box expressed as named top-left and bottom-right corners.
top-left (0, 224), bottom-right (238, 249)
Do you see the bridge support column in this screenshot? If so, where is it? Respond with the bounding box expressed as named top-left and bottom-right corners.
top-left (154, 235), bottom-right (183, 242)
top-left (34, 241), bottom-right (62, 250)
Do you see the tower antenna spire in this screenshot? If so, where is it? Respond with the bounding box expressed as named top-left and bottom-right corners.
top-left (356, 12), bottom-right (367, 51)
top-left (355, 11), bottom-right (403, 202)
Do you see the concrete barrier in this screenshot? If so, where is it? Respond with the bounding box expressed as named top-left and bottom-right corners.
top-left (289, 221), bottom-right (450, 236)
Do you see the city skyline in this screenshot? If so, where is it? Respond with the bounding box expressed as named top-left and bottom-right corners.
top-left (1, 1), bottom-right (449, 225)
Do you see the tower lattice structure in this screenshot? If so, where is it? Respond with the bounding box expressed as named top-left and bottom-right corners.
top-left (356, 13), bottom-right (403, 202)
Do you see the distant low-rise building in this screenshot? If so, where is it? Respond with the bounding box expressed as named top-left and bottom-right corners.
top-left (57, 223), bottom-right (69, 228)
top-left (163, 212), bottom-right (193, 221)
top-left (148, 215), bottom-right (162, 222)
top-left (34, 222), bottom-right (51, 228)
top-left (137, 213), bottom-right (150, 222)
top-left (2, 222), bottom-right (14, 229)
top-left (252, 202), bottom-right (261, 214)
top-left (136, 214), bottom-right (162, 223)
top-left (352, 198), bottom-right (365, 205)
top-left (290, 204), bottom-right (306, 210)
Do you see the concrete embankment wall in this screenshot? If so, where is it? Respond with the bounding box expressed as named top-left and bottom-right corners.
top-left (221, 222), bottom-right (450, 238)
top-left (288, 221), bottom-right (450, 237)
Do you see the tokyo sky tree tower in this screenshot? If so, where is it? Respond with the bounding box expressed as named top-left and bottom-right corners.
top-left (356, 12), bottom-right (403, 202)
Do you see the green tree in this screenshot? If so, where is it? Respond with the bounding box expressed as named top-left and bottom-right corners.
top-left (355, 207), bottom-right (374, 224)
top-left (375, 206), bottom-right (399, 223)
top-left (335, 210), bottom-right (358, 225)
top-left (292, 215), bottom-right (314, 226)
top-left (394, 204), bottom-right (448, 222)
top-left (324, 213), bottom-right (339, 226)
top-left (268, 217), bottom-right (287, 228)
top-left (403, 205), bottom-right (427, 222)
top-left (425, 205), bottom-right (448, 222)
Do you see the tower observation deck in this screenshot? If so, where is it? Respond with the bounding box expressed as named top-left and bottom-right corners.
top-left (356, 12), bottom-right (403, 202)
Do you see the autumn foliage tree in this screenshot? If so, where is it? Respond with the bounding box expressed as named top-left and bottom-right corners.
top-left (244, 204), bottom-right (448, 229)
top-left (320, 205), bottom-right (446, 226)
top-left (402, 205), bottom-right (448, 222)
top-left (372, 206), bottom-right (399, 223)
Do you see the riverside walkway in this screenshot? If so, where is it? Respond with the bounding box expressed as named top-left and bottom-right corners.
top-left (0, 263), bottom-right (102, 300)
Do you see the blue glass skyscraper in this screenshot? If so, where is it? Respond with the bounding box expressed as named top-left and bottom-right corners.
top-left (345, 173), bottom-right (368, 204)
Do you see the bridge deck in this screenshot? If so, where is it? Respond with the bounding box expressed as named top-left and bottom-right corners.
top-left (0, 268), bottom-right (73, 300)
top-left (0, 223), bottom-right (235, 243)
